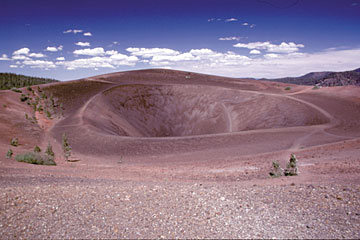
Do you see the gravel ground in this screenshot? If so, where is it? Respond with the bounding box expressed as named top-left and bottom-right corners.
top-left (1, 178), bottom-right (359, 239)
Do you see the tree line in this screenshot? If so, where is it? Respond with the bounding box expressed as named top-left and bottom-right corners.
top-left (0, 72), bottom-right (58, 90)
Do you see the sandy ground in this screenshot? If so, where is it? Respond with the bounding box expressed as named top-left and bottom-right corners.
top-left (0, 69), bottom-right (360, 239)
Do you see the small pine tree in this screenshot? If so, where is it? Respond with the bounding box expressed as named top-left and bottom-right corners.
top-left (45, 110), bottom-right (52, 119)
top-left (62, 133), bottom-right (72, 161)
top-left (34, 146), bottom-right (41, 153)
top-left (6, 149), bottom-right (13, 159)
top-left (269, 161), bottom-right (283, 177)
top-left (10, 138), bottom-right (19, 147)
top-left (45, 143), bottom-right (55, 158)
top-left (284, 154), bottom-right (298, 176)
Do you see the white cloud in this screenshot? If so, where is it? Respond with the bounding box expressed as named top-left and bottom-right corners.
top-left (105, 50), bottom-right (118, 55)
top-left (9, 65), bottom-right (18, 68)
top-left (219, 36), bottom-right (243, 41)
top-left (225, 18), bottom-right (238, 22)
top-left (264, 53), bottom-right (279, 59)
top-left (172, 48), bottom-right (360, 79)
top-left (234, 41), bottom-right (304, 53)
top-left (0, 54), bottom-right (9, 60)
top-left (63, 29), bottom-right (83, 34)
top-left (12, 48), bottom-right (45, 59)
top-left (250, 24), bottom-right (256, 28)
top-left (23, 60), bottom-right (56, 69)
top-left (151, 52), bottom-right (198, 64)
top-left (83, 32), bottom-right (92, 36)
top-left (29, 53), bottom-right (45, 58)
top-left (13, 47), bottom-right (30, 55)
top-left (12, 55), bottom-right (30, 60)
top-left (56, 57), bottom-right (65, 61)
top-left (46, 46), bottom-right (63, 52)
top-left (189, 48), bottom-right (216, 56)
top-left (57, 54), bottom-right (138, 70)
top-left (250, 49), bottom-right (261, 54)
top-left (75, 42), bottom-right (91, 47)
top-left (73, 47), bottom-right (105, 56)
top-left (126, 47), bottom-right (180, 58)
top-left (242, 22), bottom-right (249, 26)
top-left (135, 47), bottom-right (251, 68)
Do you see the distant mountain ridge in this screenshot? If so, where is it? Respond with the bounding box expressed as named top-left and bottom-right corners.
top-left (265, 68), bottom-right (360, 86)
top-left (0, 72), bottom-right (58, 90)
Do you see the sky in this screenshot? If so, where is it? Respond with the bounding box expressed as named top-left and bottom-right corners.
top-left (0, 0), bottom-right (360, 81)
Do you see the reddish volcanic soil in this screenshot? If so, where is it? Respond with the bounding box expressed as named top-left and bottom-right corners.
top-left (1, 69), bottom-right (360, 238)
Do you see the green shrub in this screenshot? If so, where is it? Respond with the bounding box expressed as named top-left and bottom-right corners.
top-left (20, 94), bottom-right (29, 102)
top-left (269, 161), bottom-right (283, 177)
top-left (11, 88), bottom-right (22, 93)
top-left (45, 143), bottom-right (55, 158)
top-left (37, 105), bottom-right (43, 112)
top-left (62, 133), bottom-right (72, 161)
top-left (10, 138), bottom-right (19, 147)
top-left (34, 146), bottom-right (41, 153)
top-left (269, 154), bottom-right (299, 177)
top-left (284, 154), bottom-right (298, 176)
top-left (284, 87), bottom-right (291, 91)
top-left (45, 110), bottom-right (52, 119)
top-left (6, 149), bottom-right (13, 159)
top-left (15, 152), bottom-right (56, 166)
top-left (27, 86), bottom-right (33, 92)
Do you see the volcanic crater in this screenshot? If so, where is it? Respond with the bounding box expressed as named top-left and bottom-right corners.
top-left (83, 84), bottom-right (328, 138)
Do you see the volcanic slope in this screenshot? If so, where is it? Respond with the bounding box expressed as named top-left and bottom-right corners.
top-left (1, 69), bottom-right (360, 238)
top-left (1, 69), bottom-right (360, 180)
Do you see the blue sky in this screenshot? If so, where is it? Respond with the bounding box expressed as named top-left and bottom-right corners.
top-left (1, 0), bottom-right (360, 80)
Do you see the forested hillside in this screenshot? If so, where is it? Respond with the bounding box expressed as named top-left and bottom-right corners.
top-left (0, 73), bottom-right (58, 90)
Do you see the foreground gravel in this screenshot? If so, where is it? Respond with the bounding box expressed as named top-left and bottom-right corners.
top-left (1, 178), bottom-right (359, 239)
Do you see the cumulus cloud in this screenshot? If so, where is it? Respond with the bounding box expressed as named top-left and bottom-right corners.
top-left (13, 48), bottom-right (30, 55)
top-left (242, 22), bottom-right (249, 26)
top-left (83, 32), bottom-right (92, 36)
top-left (46, 46), bottom-right (63, 52)
top-left (73, 47), bottom-right (105, 56)
top-left (129, 47), bottom-right (251, 68)
top-left (264, 53), bottom-right (279, 59)
top-left (234, 41), bottom-right (304, 53)
top-left (75, 42), bottom-right (91, 47)
top-left (172, 48), bottom-right (360, 79)
top-left (151, 52), bottom-right (198, 64)
top-left (225, 18), bottom-right (238, 22)
top-left (12, 55), bottom-right (30, 60)
top-left (56, 57), bottom-right (65, 61)
top-left (23, 60), bottom-right (56, 69)
top-left (12, 48), bottom-right (45, 59)
top-left (29, 53), bottom-right (45, 58)
top-left (219, 36), bottom-right (243, 41)
top-left (63, 29), bottom-right (83, 34)
top-left (57, 54), bottom-right (138, 70)
top-left (9, 65), bottom-right (18, 68)
top-left (250, 49), bottom-right (261, 54)
top-left (126, 47), bottom-right (180, 58)
top-left (0, 54), bottom-right (9, 60)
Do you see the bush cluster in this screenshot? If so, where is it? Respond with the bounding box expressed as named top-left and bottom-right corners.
top-left (270, 154), bottom-right (298, 177)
